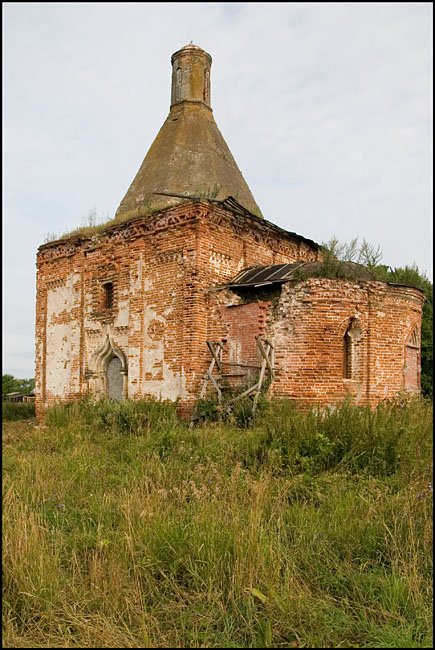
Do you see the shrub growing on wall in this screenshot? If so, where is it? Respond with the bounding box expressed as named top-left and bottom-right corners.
top-left (321, 239), bottom-right (433, 398)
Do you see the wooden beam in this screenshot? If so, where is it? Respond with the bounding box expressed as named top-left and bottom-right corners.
top-left (256, 337), bottom-right (275, 377)
top-left (230, 383), bottom-right (259, 403)
top-left (208, 370), bottom-right (222, 402)
top-left (198, 355), bottom-right (216, 399)
top-left (206, 340), bottom-right (223, 371)
top-left (253, 358), bottom-right (267, 413)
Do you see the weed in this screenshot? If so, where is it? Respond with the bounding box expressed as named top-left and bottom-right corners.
top-left (2, 396), bottom-right (432, 648)
top-left (2, 401), bottom-right (35, 420)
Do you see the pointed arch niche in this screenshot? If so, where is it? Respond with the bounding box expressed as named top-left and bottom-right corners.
top-left (404, 326), bottom-right (420, 392)
top-left (87, 333), bottom-right (128, 400)
top-left (343, 317), bottom-right (363, 381)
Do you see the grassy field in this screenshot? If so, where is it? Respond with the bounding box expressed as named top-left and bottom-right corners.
top-left (2, 396), bottom-right (433, 648)
top-left (2, 401), bottom-right (35, 421)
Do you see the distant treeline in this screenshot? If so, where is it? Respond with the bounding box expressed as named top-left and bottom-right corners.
top-left (2, 374), bottom-right (35, 397)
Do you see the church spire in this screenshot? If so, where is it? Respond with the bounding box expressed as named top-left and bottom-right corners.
top-left (115, 45), bottom-right (262, 219)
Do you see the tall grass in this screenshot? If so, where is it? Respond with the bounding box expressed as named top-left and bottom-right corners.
top-left (2, 401), bottom-right (35, 421)
top-left (2, 396), bottom-right (432, 648)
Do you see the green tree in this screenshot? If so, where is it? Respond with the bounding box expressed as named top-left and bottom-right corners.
top-left (2, 375), bottom-right (35, 398)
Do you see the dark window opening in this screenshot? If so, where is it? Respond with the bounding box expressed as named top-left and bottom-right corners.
top-left (103, 282), bottom-right (114, 310)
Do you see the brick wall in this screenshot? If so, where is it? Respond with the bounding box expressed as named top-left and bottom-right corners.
top-left (36, 200), bottom-right (423, 417)
top-left (35, 200), bottom-right (318, 417)
top-left (266, 278), bottom-right (424, 405)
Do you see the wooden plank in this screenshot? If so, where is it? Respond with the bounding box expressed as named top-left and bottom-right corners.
top-left (221, 362), bottom-right (261, 369)
top-left (230, 383), bottom-right (259, 403)
top-left (253, 358), bottom-right (267, 413)
top-left (270, 345), bottom-right (275, 379)
top-left (198, 356), bottom-right (216, 399)
top-left (208, 370), bottom-right (222, 402)
top-left (256, 338), bottom-right (274, 377)
top-left (191, 340), bottom-right (224, 424)
top-left (221, 372), bottom-right (247, 377)
top-left (206, 340), bottom-right (223, 371)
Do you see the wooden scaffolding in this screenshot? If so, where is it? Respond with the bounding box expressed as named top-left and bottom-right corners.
top-left (190, 337), bottom-right (275, 424)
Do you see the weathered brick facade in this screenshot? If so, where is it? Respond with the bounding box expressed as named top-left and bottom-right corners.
top-left (35, 201), bottom-right (320, 417)
top-left (35, 44), bottom-right (424, 417)
top-left (205, 278), bottom-right (423, 408)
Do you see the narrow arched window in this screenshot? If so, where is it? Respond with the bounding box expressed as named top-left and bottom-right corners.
top-left (175, 67), bottom-right (182, 102)
top-left (343, 318), bottom-right (362, 380)
top-left (203, 68), bottom-right (210, 104)
top-left (344, 329), bottom-right (352, 378)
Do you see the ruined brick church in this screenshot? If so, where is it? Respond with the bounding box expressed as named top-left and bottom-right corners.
top-left (35, 44), bottom-right (424, 418)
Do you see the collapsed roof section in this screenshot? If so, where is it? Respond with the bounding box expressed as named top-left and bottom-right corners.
top-left (225, 261), bottom-right (376, 290)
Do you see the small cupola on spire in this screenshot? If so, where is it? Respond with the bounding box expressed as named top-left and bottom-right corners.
top-left (171, 44), bottom-right (212, 108)
top-left (115, 44), bottom-right (262, 220)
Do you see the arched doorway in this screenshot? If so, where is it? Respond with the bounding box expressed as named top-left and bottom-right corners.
top-left (88, 333), bottom-right (128, 400)
top-left (107, 357), bottom-right (123, 400)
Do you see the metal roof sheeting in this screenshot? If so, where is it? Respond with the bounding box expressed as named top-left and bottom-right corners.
top-left (226, 262), bottom-right (305, 288)
top-left (225, 261), bottom-right (377, 289)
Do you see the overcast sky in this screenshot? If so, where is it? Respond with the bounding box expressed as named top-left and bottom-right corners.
top-left (3, 2), bottom-right (433, 378)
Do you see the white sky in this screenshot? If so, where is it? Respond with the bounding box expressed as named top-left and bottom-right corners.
top-left (3, 2), bottom-right (433, 378)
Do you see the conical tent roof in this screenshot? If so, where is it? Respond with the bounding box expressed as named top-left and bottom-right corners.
top-left (115, 45), bottom-right (262, 219)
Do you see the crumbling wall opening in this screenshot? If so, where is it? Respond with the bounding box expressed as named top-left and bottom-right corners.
top-left (175, 67), bottom-right (182, 102)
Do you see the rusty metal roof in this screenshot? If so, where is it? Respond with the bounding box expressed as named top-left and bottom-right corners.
top-left (226, 262), bottom-right (306, 288)
top-left (215, 197), bottom-right (321, 250)
top-left (225, 260), bottom-right (376, 289)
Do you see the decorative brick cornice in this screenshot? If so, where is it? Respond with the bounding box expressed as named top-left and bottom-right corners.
top-left (37, 200), bottom-right (320, 264)
top-left (45, 278), bottom-right (67, 290)
top-left (386, 284), bottom-right (425, 305)
top-left (37, 203), bottom-right (208, 263)
top-left (156, 250), bottom-right (184, 264)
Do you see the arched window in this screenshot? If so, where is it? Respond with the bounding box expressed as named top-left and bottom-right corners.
top-left (175, 67), bottom-right (182, 102)
top-left (343, 318), bottom-right (363, 380)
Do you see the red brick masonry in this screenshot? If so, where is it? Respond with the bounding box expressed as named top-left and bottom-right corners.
top-left (35, 200), bottom-right (423, 417)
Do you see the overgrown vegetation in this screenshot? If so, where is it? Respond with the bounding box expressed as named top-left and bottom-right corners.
top-left (316, 238), bottom-right (433, 398)
top-left (3, 396), bottom-right (432, 648)
top-left (377, 264), bottom-right (433, 399)
top-left (43, 207), bottom-right (126, 244)
top-left (2, 401), bottom-right (35, 421)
